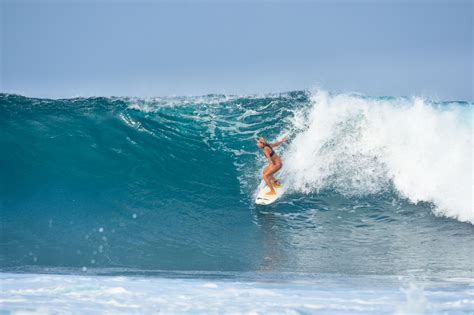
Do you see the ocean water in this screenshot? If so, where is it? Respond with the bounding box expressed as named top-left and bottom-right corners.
top-left (0, 90), bottom-right (473, 313)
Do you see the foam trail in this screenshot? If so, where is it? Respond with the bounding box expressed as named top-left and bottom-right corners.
top-left (283, 90), bottom-right (473, 223)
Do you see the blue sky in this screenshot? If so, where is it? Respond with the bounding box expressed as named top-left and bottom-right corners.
top-left (1, 0), bottom-right (472, 100)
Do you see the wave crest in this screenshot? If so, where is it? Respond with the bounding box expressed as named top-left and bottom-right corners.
top-left (283, 90), bottom-right (473, 223)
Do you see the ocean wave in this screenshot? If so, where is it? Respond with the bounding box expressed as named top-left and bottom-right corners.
top-left (0, 91), bottom-right (472, 273)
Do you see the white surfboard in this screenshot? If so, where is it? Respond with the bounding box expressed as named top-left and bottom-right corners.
top-left (255, 180), bottom-right (285, 205)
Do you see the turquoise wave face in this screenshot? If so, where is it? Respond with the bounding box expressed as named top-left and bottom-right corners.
top-left (0, 92), bottom-right (472, 278)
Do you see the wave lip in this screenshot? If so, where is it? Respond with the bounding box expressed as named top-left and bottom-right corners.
top-left (283, 90), bottom-right (473, 223)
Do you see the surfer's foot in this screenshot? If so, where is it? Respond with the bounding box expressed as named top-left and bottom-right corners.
top-left (266, 190), bottom-right (277, 196)
top-left (270, 178), bottom-right (280, 186)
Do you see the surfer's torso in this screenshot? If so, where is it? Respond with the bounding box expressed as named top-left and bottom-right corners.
top-left (263, 144), bottom-right (281, 166)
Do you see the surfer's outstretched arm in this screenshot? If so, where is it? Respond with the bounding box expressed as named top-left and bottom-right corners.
top-left (270, 135), bottom-right (289, 148)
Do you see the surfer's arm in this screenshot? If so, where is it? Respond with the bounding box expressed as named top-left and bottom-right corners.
top-left (270, 136), bottom-right (289, 148)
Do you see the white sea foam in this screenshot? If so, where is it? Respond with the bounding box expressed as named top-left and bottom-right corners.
top-left (282, 90), bottom-right (473, 223)
top-left (1, 273), bottom-right (472, 314)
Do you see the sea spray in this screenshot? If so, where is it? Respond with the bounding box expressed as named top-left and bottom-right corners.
top-left (283, 90), bottom-right (473, 223)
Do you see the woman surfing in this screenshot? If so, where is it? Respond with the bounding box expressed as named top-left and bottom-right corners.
top-left (256, 136), bottom-right (288, 196)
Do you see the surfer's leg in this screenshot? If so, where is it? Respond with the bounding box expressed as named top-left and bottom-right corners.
top-left (266, 163), bottom-right (282, 188)
top-left (268, 163), bottom-right (282, 176)
top-left (262, 169), bottom-right (276, 195)
top-left (264, 163), bottom-right (282, 195)
top-left (262, 166), bottom-right (270, 174)
top-left (270, 175), bottom-right (280, 186)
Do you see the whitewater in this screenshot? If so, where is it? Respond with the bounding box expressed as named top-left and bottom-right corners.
top-left (0, 90), bottom-right (473, 314)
